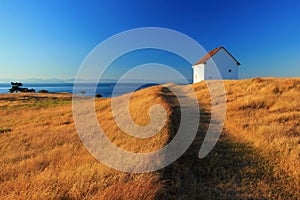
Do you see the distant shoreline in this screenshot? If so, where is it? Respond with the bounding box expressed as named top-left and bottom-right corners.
top-left (0, 82), bottom-right (161, 98)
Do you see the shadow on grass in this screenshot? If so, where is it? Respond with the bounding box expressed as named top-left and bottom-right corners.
top-left (157, 86), bottom-right (297, 200)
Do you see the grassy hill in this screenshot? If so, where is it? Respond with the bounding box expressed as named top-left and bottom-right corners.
top-left (0, 78), bottom-right (299, 199)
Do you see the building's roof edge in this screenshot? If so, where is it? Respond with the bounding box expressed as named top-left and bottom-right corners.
top-left (193, 46), bottom-right (241, 66)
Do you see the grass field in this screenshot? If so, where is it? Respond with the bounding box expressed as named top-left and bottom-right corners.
top-left (0, 78), bottom-right (299, 199)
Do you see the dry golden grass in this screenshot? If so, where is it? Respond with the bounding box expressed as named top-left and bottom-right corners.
top-left (0, 78), bottom-right (299, 199)
top-left (222, 78), bottom-right (300, 181)
top-left (96, 86), bottom-right (171, 153)
top-left (0, 91), bottom-right (168, 199)
top-left (190, 78), bottom-right (300, 198)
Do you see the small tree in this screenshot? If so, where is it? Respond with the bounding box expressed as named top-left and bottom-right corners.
top-left (9, 82), bottom-right (23, 93)
top-left (9, 82), bottom-right (35, 93)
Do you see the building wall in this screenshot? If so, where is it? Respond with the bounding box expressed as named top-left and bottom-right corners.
top-left (192, 64), bottom-right (205, 83)
top-left (204, 48), bottom-right (238, 80)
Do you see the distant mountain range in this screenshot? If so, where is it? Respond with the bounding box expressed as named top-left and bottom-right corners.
top-left (0, 77), bottom-right (192, 84)
top-left (0, 77), bottom-right (115, 83)
top-left (0, 77), bottom-right (67, 83)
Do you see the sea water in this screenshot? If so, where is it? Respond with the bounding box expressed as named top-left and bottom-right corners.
top-left (0, 83), bottom-right (158, 98)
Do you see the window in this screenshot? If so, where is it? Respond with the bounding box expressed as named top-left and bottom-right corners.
top-left (228, 69), bottom-right (232, 72)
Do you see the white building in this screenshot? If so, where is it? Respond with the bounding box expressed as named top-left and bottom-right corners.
top-left (192, 46), bottom-right (240, 83)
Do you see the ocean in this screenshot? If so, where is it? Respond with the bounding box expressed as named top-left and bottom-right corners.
top-left (0, 82), bottom-right (158, 98)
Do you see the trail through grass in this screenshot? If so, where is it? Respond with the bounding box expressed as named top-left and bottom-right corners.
top-left (158, 82), bottom-right (299, 199)
top-left (0, 78), bottom-right (299, 199)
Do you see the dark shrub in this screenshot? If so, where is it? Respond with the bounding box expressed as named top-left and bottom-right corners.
top-left (0, 128), bottom-right (12, 133)
top-left (39, 90), bottom-right (49, 93)
top-left (28, 88), bottom-right (35, 93)
top-left (95, 94), bottom-right (103, 98)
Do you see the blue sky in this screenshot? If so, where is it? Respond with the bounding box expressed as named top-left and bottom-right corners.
top-left (0, 0), bottom-right (299, 82)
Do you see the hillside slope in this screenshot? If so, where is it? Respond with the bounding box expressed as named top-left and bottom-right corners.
top-left (0, 89), bottom-right (170, 199)
top-left (164, 78), bottom-right (300, 199)
top-left (0, 78), bottom-right (299, 199)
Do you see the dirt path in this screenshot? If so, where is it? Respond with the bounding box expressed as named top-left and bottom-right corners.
top-left (158, 85), bottom-right (298, 199)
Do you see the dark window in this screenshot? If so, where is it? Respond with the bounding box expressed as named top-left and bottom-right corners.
top-left (228, 69), bottom-right (232, 72)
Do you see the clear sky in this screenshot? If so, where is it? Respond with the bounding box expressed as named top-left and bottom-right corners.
top-left (0, 0), bottom-right (299, 82)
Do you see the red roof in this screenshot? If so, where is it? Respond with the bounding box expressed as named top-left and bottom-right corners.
top-left (194, 46), bottom-right (241, 66)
